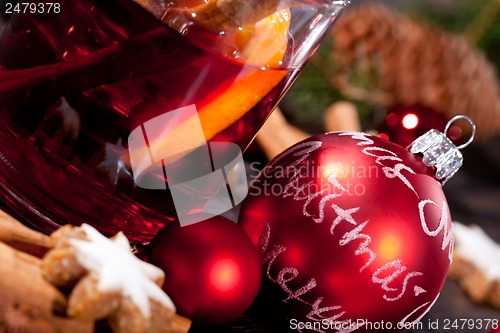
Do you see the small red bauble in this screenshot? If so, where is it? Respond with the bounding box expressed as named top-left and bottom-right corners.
top-left (377, 105), bottom-right (448, 147)
top-left (149, 216), bottom-right (262, 326)
top-left (240, 132), bottom-right (452, 332)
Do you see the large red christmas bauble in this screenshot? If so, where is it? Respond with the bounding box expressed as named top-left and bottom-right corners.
top-left (240, 132), bottom-right (453, 332)
top-left (149, 216), bottom-right (262, 326)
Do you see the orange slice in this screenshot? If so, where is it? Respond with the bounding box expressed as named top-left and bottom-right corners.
top-left (235, 9), bottom-right (290, 68)
top-left (129, 8), bottom-right (291, 169)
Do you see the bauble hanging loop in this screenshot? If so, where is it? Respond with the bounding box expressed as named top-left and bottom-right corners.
top-left (409, 115), bottom-right (476, 184)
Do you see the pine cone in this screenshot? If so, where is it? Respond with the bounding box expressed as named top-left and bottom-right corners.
top-left (332, 4), bottom-right (500, 139)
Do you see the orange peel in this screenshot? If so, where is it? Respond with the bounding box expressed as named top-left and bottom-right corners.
top-left (129, 7), bottom-right (290, 169)
top-left (236, 9), bottom-right (290, 68)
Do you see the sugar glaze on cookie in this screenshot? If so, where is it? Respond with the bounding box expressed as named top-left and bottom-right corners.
top-left (70, 224), bottom-right (176, 318)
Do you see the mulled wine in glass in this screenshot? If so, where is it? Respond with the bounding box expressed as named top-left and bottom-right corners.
top-left (0, 0), bottom-right (348, 241)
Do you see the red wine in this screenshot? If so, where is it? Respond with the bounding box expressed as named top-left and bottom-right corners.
top-left (0, 0), bottom-right (294, 241)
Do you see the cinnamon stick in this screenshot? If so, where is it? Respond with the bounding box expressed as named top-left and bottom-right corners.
top-left (324, 101), bottom-right (362, 132)
top-left (256, 108), bottom-right (310, 160)
top-left (0, 0), bottom-right (290, 165)
top-left (0, 241), bottom-right (93, 333)
top-left (166, 314), bottom-right (192, 333)
top-left (0, 0), bottom-right (286, 109)
top-left (0, 211), bottom-right (191, 332)
top-left (0, 210), bottom-right (52, 258)
top-left (0, 27), bottom-right (200, 108)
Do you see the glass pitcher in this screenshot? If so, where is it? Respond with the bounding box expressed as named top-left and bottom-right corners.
top-left (0, 0), bottom-right (348, 242)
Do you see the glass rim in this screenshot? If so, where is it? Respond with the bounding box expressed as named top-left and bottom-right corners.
top-left (304, 0), bottom-right (350, 7)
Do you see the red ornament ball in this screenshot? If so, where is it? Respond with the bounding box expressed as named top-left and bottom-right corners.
top-left (149, 216), bottom-right (262, 326)
top-left (240, 132), bottom-right (452, 332)
top-left (377, 105), bottom-right (448, 147)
